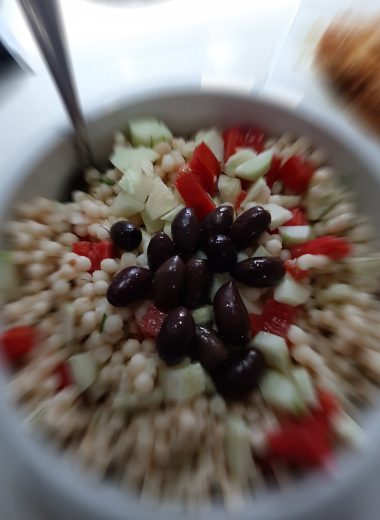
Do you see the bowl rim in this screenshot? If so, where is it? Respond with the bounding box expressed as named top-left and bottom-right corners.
top-left (1, 86), bottom-right (380, 520)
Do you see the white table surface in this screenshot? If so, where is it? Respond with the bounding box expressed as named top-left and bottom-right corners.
top-left (1, 0), bottom-right (380, 518)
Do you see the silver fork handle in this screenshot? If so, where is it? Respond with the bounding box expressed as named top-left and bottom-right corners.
top-left (18, 0), bottom-right (94, 168)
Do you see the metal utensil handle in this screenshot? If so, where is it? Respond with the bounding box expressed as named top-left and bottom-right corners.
top-left (18, 0), bottom-right (94, 167)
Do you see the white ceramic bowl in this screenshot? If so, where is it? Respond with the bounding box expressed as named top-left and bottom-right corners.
top-left (1, 89), bottom-right (380, 520)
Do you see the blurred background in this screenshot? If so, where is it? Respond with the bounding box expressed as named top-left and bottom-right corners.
top-left (0, 0), bottom-right (380, 518)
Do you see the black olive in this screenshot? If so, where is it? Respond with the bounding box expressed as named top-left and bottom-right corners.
top-left (184, 258), bottom-right (212, 309)
top-left (213, 281), bottom-right (250, 345)
top-left (205, 234), bottom-right (237, 273)
top-left (190, 326), bottom-right (228, 370)
top-left (201, 205), bottom-right (234, 245)
top-left (211, 348), bottom-right (266, 399)
top-left (171, 207), bottom-right (201, 256)
top-left (152, 255), bottom-right (186, 310)
top-left (107, 266), bottom-right (152, 307)
top-left (232, 257), bottom-right (285, 287)
top-left (231, 206), bottom-right (271, 250)
top-left (147, 232), bottom-right (176, 271)
top-left (156, 306), bottom-right (195, 365)
top-left (109, 220), bottom-right (142, 251)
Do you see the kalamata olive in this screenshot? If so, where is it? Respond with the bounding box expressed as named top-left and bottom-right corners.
top-left (153, 255), bottom-right (186, 310)
top-left (184, 258), bottom-right (212, 309)
top-left (110, 220), bottom-right (142, 251)
top-left (205, 234), bottom-right (237, 273)
top-left (231, 206), bottom-right (271, 250)
top-left (107, 266), bottom-right (152, 307)
top-left (156, 306), bottom-right (195, 365)
top-left (211, 348), bottom-right (266, 400)
top-left (201, 206), bottom-right (234, 245)
top-left (171, 207), bottom-right (201, 256)
top-left (213, 281), bottom-right (250, 345)
top-left (147, 232), bottom-right (176, 271)
top-left (232, 257), bottom-right (285, 288)
top-left (190, 326), bottom-right (228, 369)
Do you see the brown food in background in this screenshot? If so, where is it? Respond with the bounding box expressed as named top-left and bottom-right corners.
top-left (316, 17), bottom-right (380, 133)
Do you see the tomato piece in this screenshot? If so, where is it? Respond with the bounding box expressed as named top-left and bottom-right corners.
top-left (279, 156), bottom-right (314, 193)
top-left (189, 143), bottom-right (219, 195)
top-left (285, 259), bottom-right (309, 281)
top-left (316, 389), bottom-right (339, 420)
top-left (268, 414), bottom-right (331, 467)
top-left (284, 207), bottom-right (308, 226)
top-left (290, 236), bottom-right (352, 260)
top-left (223, 126), bottom-right (265, 161)
top-left (262, 299), bottom-right (298, 337)
top-left (55, 363), bottom-right (71, 391)
top-left (265, 154), bottom-right (282, 188)
top-left (136, 305), bottom-right (167, 338)
top-left (175, 171), bottom-right (216, 220)
top-left (92, 240), bottom-right (115, 271)
top-left (235, 190), bottom-right (247, 210)
top-left (72, 241), bottom-right (93, 258)
top-left (1, 326), bottom-right (37, 362)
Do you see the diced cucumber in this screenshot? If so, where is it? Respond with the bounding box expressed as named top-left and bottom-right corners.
top-left (243, 178), bottom-right (267, 205)
top-left (252, 332), bottom-right (290, 370)
top-left (113, 388), bottom-right (163, 413)
top-left (0, 251), bottom-right (19, 301)
top-left (195, 128), bottom-right (224, 162)
top-left (129, 117), bottom-right (173, 147)
top-left (274, 275), bottom-right (311, 306)
top-left (110, 146), bottom-right (158, 174)
top-left (210, 273), bottom-right (231, 300)
top-left (119, 170), bottom-right (153, 202)
top-left (291, 367), bottom-right (318, 407)
top-left (163, 222), bottom-right (172, 238)
top-left (218, 174), bottom-right (241, 204)
top-left (252, 245), bottom-right (271, 257)
top-left (160, 204), bottom-right (185, 223)
top-left (263, 203), bottom-right (292, 229)
top-left (145, 177), bottom-right (178, 220)
top-left (111, 192), bottom-right (145, 217)
top-left (234, 151), bottom-right (273, 181)
top-left (237, 251), bottom-right (249, 262)
top-left (140, 208), bottom-right (164, 234)
top-left (279, 226), bottom-right (311, 246)
top-left (225, 415), bottom-right (252, 478)
top-left (160, 363), bottom-right (206, 402)
top-left (192, 305), bottom-right (214, 325)
top-left (224, 149), bottom-right (257, 176)
top-left (62, 303), bottom-right (75, 344)
top-left (332, 411), bottom-right (367, 450)
top-left (67, 352), bottom-right (97, 393)
top-left (260, 370), bottom-right (305, 414)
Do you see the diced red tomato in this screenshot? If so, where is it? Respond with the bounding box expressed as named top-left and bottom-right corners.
top-left (189, 142), bottom-right (220, 195)
top-left (268, 413), bottom-right (332, 467)
top-left (284, 207), bottom-right (308, 226)
top-left (285, 259), bottom-right (309, 281)
top-left (315, 389), bottom-right (339, 420)
top-left (175, 171), bottom-right (216, 220)
top-left (1, 326), bottom-right (37, 362)
top-left (290, 236), bottom-right (352, 260)
top-left (73, 240), bottom-right (115, 272)
top-left (55, 363), bottom-right (71, 391)
top-left (235, 190), bottom-right (247, 210)
top-left (136, 305), bottom-right (167, 338)
top-left (250, 299), bottom-right (298, 338)
top-left (279, 156), bottom-right (314, 193)
top-left (72, 241), bottom-right (93, 258)
top-left (265, 154), bottom-right (282, 188)
top-left (223, 126), bottom-right (265, 161)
